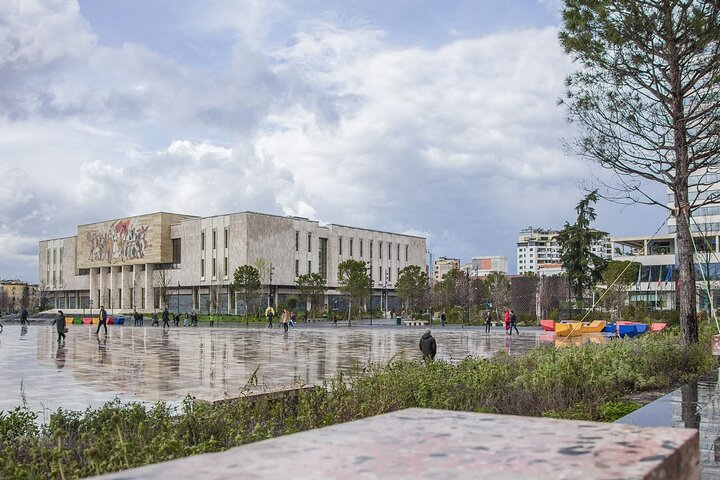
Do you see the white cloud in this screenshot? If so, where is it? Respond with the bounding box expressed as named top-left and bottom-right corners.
top-left (0, 1), bottom-right (664, 282)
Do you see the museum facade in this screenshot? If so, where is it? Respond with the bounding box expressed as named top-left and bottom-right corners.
top-left (39, 211), bottom-right (427, 314)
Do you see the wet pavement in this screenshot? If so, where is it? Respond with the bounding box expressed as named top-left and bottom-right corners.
top-left (0, 323), bottom-right (615, 414)
top-left (617, 369), bottom-right (720, 479)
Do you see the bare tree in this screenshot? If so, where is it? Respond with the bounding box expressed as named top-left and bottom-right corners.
top-left (560, 0), bottom-right (720, 345)
top-left (485, 272), bottom-right (511, 320)
top-left (537, 275), bottom-right (569, 319)
top-left (153, 268), bottom-right (173, 309)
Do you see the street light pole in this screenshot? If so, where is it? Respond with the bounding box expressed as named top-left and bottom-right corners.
top-left (366, 261), bottom-right (373, 326)
top-left (177, 281), bottom-right (180, 315)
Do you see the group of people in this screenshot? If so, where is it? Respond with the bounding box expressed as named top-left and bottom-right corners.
top-left (265, 306), bottom-right (297, 332)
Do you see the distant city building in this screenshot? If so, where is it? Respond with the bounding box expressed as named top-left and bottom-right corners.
top-left (0, 280), bottom-right (30, 313)
top-left (39, 211), bottom-right (427, 313)
top-left (537, 263), bottom-right (564, 277)
top-left (433, 257), bottom-right (460, 282)
top-left (667, 166), bottom-right (720, 235)
top-left (461, 256), bottom-right (508, 278)
top-left (611, 230), bottom-right (720, 310)
top-left (517, 227), bottom-right (611, 275)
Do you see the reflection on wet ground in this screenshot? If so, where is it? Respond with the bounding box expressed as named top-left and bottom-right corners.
top-left (0, 324), bottom-right (613, 413)
top-left (617, 369), bottom-right (720, 479)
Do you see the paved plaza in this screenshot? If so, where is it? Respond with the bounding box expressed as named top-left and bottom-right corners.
top-left (0, 323), bottom-right (610, 413)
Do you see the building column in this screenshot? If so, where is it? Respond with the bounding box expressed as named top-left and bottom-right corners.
top-left (98, 268), bottom-right (105, 308)
top-left (89, 268), bottom-right (95, 309)
top-left (144, 264), bottom-right (154, 312)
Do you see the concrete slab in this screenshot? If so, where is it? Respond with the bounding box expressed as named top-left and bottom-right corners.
top-left (93, 408), bottom-right (699, 480)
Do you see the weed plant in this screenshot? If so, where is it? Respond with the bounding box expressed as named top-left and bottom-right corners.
top-left (1, 325), bottom-right (716, 478)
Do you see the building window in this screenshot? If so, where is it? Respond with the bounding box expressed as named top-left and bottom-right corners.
top-left (295, 231), bottom-right (299, 251)
top-left (201, 258), bottom-right (205, 277)
top-left (308, 233), bottom-right (312, 252)
top-left (212, 258), bottom-right (216, 277)
top-left (397, 244), bottom-right (400, 260)
top-left (53, 248), bottom-right (57, 264)
top-left (405, 245), bottom-right (409, 261)
top-left (141, 288), bottom-right (145, 309)
top-left (388, 267), bottom-right (391, 283)
top-left (360, 239), bottom-right (364, 258)
top-left (46, 249), bottom-right (50, 267)
top-left (172, 238), bottom-right (182, 264)
top-left (295, 259), bottom-right (299, 277)
top-left (141, 264), bottom-right (146, 271)
top-left (201, 231), bottom-right (205, 250)
top-left (339, 237), bottom-right (343, 256)
top-left (224, 256), bottom-right (228, 276)
top-left (59, 247), bottom-right (63, 266)
top-left (388, 242), bottom-right (392, 260)
top-left (307, 260), bottom-right (312, 273)
top-left (212, 229), bottom-right (217, 250)
top-left (350, 238), bottom-right (354, 257)
top-left (370, 241), bottom-right (373, 259)
top-left (379, 241), bottom-right (383, 259)
top-left (224, 227), bottom-right (229, 248)
top-left (378, 265), bottom-right (382, 281)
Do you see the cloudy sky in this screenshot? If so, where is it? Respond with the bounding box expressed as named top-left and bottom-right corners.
top-left (0, 0), bottom-right (664, 283)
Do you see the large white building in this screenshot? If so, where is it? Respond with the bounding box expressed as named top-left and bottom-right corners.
top-left (39, 211), bottom-right (427, 314)
top-left (516, 227), bottom-right (612, 275)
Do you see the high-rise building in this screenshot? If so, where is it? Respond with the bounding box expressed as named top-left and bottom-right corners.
top-left (667, 167), bottom-right (720, 234)
top-left (516, 227), bottom-right (611, 275)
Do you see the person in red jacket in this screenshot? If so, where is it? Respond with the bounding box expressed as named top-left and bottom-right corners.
top-left (504, 307), bottom-right (511, 335)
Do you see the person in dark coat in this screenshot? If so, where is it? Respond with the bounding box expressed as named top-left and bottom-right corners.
top-left (485, 311), bottom-right (492, 334)
top-left (440, 312), bottom-right (446, 326)
top-left (419, 329), bottom-right (437, 361)
top-left (510, 310), bottom-right (520, 335)
top-left (51, 310), bottom-right (66, 343)
top-left (96, 305), bottom-right (108, 335)
top-left (162, 306), bottom-right (170, 328)
top-left (20, 308), bottom-right (29, 326)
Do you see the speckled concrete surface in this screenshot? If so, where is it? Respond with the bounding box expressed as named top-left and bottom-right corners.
top-left (93, 408), bottom-right (699, 480)
top-left (618, 370), bottom-right (720, 479)
top-left (0, 323), bottom-right (574, 412)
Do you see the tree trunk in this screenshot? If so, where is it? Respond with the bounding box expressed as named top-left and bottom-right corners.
top-left (670, 34), bottom-right (698, 346)
top-left (675, 204), bottom-right (699, 346)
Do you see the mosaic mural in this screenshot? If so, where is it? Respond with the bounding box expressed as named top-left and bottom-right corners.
top-left (85, 218), bottom-right (151, 264)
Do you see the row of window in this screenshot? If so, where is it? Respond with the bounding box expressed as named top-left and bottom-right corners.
top-left (295, 232), bottom-right (410, 261)
top-left (669, 222), bottom-right (720, 234)
top-left (200, 227), bottom-right (229, 251)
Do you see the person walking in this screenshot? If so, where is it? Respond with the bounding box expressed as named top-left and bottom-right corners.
top-left (173, 313), bottom-right (180, 327)
top-left (419, 329), bottom-right (437, 362)
top-left (281, 309), bottom-right (290, 333)
top-left (440, 312), bottom-right (446, 326)
top-left (485, 311), bottom-right (492, 334)
top-left (265, 306), bottom-right (275, 328)
top-left (162, 306), bottom-right (170, 328)
top-left (96, 305), bottom-right (108, 335)
top-left (151, 313), bottom-right (159, 327)
top-left (503, 307), bottom-right (511, 335)
top-left (332, 314), bottom-right (337, 326)
top-left (191, 311), bottom-right (198, 327)
top-left (51, 310), bottom-right (67, 343)
top-left (20, 308), bottom-right (29, 326)
top-left (510, 310), bottom-right (520, 335)
top-left (290, 310), bottom-right (297, 327)
top-left (183, 312), bottom-right (189, 327)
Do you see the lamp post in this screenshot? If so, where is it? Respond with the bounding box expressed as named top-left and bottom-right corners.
top-left (268, 263), bottom-right (274, 307)
top-left (366, 261), bottom-right (373, 326)
top-left (177, 281), bottom-right (180, 315)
